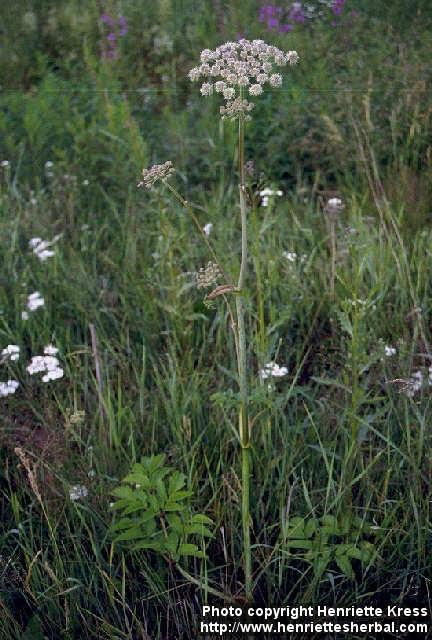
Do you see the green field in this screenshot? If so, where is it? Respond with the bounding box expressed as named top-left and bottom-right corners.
top-left (1, 1), bottom-right (432, 638)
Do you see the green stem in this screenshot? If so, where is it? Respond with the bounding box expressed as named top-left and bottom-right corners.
top-left (236, 114), bottom-right (252, 600)
top-left (241, 445), bottom-right (252, 597)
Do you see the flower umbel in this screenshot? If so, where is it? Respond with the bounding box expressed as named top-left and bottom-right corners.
top-left (196, 262), bottom-right (222, 289)
top-left (1, 345), bottom-right (20, 362)
top-left (137, 161), bottom-right (174, 189)
top-left (259, 361), bottom-right (289, 380)
top-left (188, 39), bottom-right (299, 120)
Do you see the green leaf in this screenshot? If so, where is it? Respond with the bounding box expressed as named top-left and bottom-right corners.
top-left (156, 478), bottom-right (167, 501)
top-left (285, 539), bottom-right (313, 549)
top-left (148, 494), bottom-right (159, 512)
top-left (166, 513), bottom-right (183, 532)
top-left (191, 514), bottom-right (213, 525)
top-left (345, 545), bottom-right (363, 560)
top-left (123, 472), bottom-right (150, 488)
top-left (114, 526), bottom-right (145, 542)
top-left (335, 555), bottom-right (354, 579)
top-left (112, 486), bottom-right (135, 499)
top-left (184, 524), bottom-right (214, 537)
top-left (168, 490), bottom-right (193, 502)
top-left (168, 472), bottom-right (186, 495)
top-left (305, 518), bottom-right (318, 538)
top-left (164, 502), bottom-right (183, 512)
top-left (286, 517), bottom-right (305, 538)
top-left (314, 555), bottom-right (330, 579)
top-left (178, 543), bottom-right (205, 557)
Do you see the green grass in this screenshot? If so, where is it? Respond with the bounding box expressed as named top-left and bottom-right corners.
top-left (1, 1), bottom-right (432, 638)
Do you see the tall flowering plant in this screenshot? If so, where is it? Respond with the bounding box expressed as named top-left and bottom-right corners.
top-left (138, 39), bottom-right (299, 600)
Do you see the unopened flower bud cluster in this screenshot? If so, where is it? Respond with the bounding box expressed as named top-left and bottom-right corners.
top-left (137, 161), bottom-right (174, 189)
top-left (188, 39), bottom-right (299, 119)
top-left (196, 262), bottom-right (222, 289)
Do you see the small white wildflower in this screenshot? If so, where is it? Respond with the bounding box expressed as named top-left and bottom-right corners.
top-left (188, 67), bottom-right (201, 82)
top-left (87, 469), bottom-right (96, 478)
top-left (42, 367), bottom-right (64, 382)
top-left (384, 345), bottom-right (396, 357)
top-left (249, 84), bottom-right (263, 96)
top-left (27, 291), bottom-right (45, 311)
top-left (69, 485), bottom-right (88, 501)
top-left (27, 356), bottom-right (49, 375)
top-left (259, 187), bottom-right (283, 207)
top-left (27, 354), bottom-right (63, 382)
top-left (203, 223), bottom-right (213, 237)
top-left (109, 502), bottom-right (115, 508)
top-left (1, 160), bottom-right (9, 168)
top-left (260, 362), bottom-right (289, 380)
top-left (287, 51), bottom-right (300, 65)
top-left (237, 75), bottom-right (250, 87)
top-left (1, 345), bottom-right (20, 362)
top-left (325, 197), bottom-right (344, 217)
top-left (0, 380), bottom-right (19, 397)
top-left (44, 344), bottom-right (59, 356)
top-left (223, 86), bottom-right (235, 100)
top-left (30, 235), bottom-right (61, 261)
top-left (269, 73), bottom-right (283, 87)
top-left (82, 179), bottom-right (89, 186)
top-left (200, 82), bottom-right (214, 96)
top-left (411, 370), bottom-right (423, 392)
top-left (44, 161), bottom-right (54, 169)
top-left (283, 251), bottom-right (297, 263)
top-left (215, 80), bottom-right (227, 93)
top-left (200, 48), bottom-right (214, 63)
top-left (36, 249), bottom-right (55, 261)
top-left (21, 311), bottom-right (29, 321)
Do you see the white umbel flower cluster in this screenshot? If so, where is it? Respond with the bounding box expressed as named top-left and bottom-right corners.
top-left (259, 361), bottom-right (289, 380)
top-left (27, 291), bottom-right (45, 312)
top-left (0, 380), bottom-right (19, 397)
top-left (27, 346), bottom-right (63, 383)
top-left (1, 345), bottom-right (20, 362)
top-left (259, 187), bottom-right (283, 207)
top-left (188, 39), bottom-right (299, 120)
top-left (69, 484), bottom-right (88, 501)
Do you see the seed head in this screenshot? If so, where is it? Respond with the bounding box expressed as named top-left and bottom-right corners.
top-left (137, 161), bottom-right (175, 189)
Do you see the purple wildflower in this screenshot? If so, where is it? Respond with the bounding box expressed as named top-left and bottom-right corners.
top-left (289, 2), bottom-right (306, 23)
top-left (118, 15), bottom-right (128, 36)
top-left (332, 0), bottom-right (346, 16)
top-left (279, 23), bottom-right (294, 32)
top-left (101, 13), bottom-right (114, 26)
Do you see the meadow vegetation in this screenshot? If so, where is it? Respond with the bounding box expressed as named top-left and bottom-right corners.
top-left (1, 1), bottom-right (432, 638)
